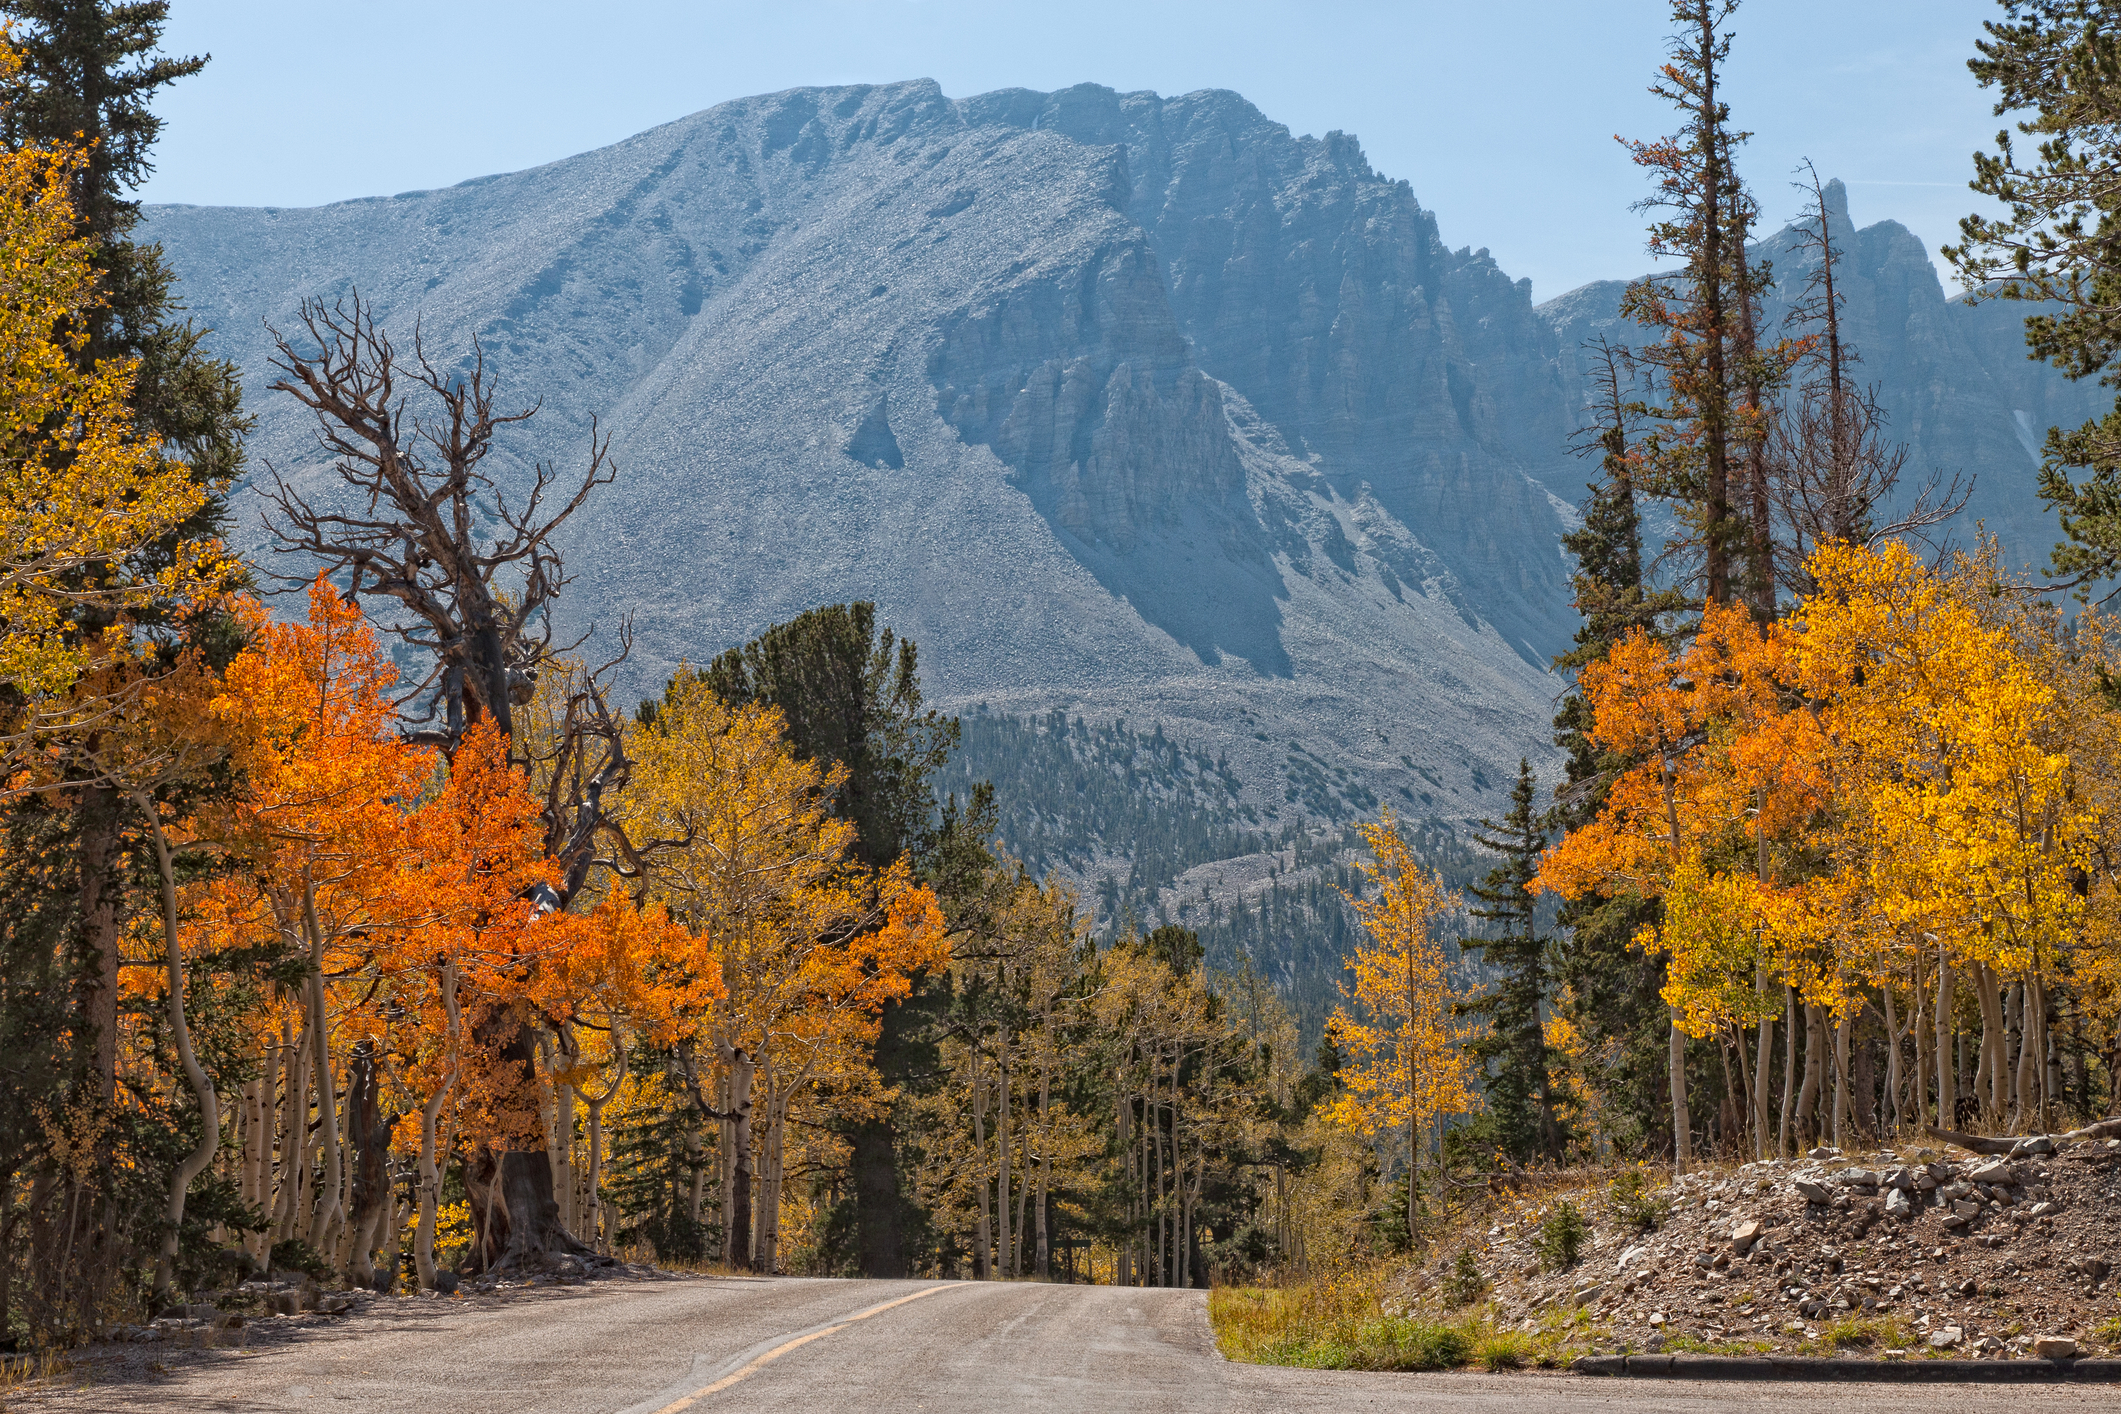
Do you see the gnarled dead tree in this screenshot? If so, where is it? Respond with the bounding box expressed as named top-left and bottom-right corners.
top-left (262, 293), bottom-right (611, 751)
top-left (1773, 163), bottom-right (1970, 592)
top-left (264, 293), bottom-right (654, 1278)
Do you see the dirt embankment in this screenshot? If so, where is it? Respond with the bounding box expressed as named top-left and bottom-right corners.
top-left (1417, 1136), bottom-right (2121, 1360)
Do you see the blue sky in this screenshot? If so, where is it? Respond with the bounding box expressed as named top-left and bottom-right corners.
top-left (140, 0), bottom-right (2007, 300)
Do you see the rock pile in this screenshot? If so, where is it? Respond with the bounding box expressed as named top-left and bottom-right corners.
top-left (1431, 1134), bottom-right (2121, 1360)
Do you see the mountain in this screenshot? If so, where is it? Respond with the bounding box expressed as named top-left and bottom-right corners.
top-left (146, 80), bottom-right (1580, 833)
top-left (142, 84), bottom-right (2103, 998)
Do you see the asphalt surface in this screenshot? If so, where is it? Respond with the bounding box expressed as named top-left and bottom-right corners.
top-left (34, 1276), bottom-right (2121, 1413)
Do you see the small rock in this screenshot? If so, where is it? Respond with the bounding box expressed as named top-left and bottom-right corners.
top-left (1977, 1335), bottom-right (2005, 1353)
top-left (1883, 1167), bottom-right (1916, 1190)
top-left (1914, 1172), bottom-right (1938, 1191)
top-left (1793, 1180), bottom-right (1834, 1204)
top-left (1836, 1168), bottom-right (1881, 1188)
top-left (1969, 1160), bottom-right (2017, 1184)
top-left (1883, 1188), bottom-right (1913, 1219)
top-left (1643, 1332), bottom-right (1666, 1352)
top-left (2012, 1136), bottom-right (2055, 1157)
top-left (1928, 1325), bottom-right (1962, 1349)
top-left (1951, 1199), bottom-right (1982, 1220)
top-left (2032, 1335), bottom-right (2077, 1360)
top-left (1730, 1219), bottom-right (1763, 1253)
top-left (1572, 1283), bottom-right (1606, 1307)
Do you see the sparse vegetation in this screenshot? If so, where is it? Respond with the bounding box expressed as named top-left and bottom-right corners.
top-left (1537, 1202), bottom-right (1588, 1272)
top-left (1606, 1168), bottom-right (1670, 1233)
top-left (1442, 1249), bottom-right (1487, 1307)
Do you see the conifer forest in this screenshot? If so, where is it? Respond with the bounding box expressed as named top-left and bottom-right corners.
top-left (8, 0), bottom-right (2121, 1384)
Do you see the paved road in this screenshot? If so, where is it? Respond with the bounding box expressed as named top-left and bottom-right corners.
top-left (35, 1276), bottom-right (2119, 1413)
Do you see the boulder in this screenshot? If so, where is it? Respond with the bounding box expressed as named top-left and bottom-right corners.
top-left (1835, 1168), bottom-right (1881, 1188)
top-left (1883, 1187), bottom-right (1913, 1219)
top-left (2032, 1335), bottom-right (2077, 1360)
top-left (1793, 1180), bottom-right (1834, 1204)
top-left (1968, 1160), bottom-right (2017, 1184)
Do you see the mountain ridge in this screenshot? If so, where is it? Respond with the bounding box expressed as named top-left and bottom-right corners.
top-left (142, 83), bottom-right (2104, 969)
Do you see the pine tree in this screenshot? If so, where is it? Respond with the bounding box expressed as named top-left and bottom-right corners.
top-left (1617, 0), bottom-right (1753, 611)
top-left (1945, 1), bottom-right (2121, 597)
top-left (1551, 339), bottom-right (1685, 1165)
top-left (1463, 759), bottom-right (1560, 1164)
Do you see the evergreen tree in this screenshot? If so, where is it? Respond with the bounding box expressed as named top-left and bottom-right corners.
top-left (1550, 340), bottom-right (1685, 1164)
top-left (1946, 1), bottom-right (2121, 597)
top-left (0, 3), bottom-right (249, 1338)
top-left (1462, 760), bottom-right (1560, 1164)
top-left (1617, 0), bottom-right (1753, 611)
top-left (694, 602), bottom-right (957, 867)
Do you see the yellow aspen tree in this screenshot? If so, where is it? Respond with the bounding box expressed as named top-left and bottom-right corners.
top-left (1327, 807), bottom-right (1474, 1249)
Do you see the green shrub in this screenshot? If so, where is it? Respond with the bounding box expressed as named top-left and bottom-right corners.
top-left (1537, 1201), bottom-right (1588, 1272)
top-left (1474, 1332), bottom-right (1530, 1370)
top-left (1606, 1168), bottom-right (1670, 1233)
top-left (1441, 1249), bottom-right (1486, 1307)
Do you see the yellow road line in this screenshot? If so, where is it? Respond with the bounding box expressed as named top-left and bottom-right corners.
top-left (650, 1285), bottom-right (955, 1412)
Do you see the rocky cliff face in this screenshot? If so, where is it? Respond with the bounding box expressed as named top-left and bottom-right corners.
top-left (146, 79), bottom-right (1571, 844)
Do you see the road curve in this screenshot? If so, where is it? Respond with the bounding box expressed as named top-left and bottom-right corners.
top-left (35, 1276), bottom-right (2116, 1413)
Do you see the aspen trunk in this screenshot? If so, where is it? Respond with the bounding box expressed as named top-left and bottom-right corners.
top-left (144, 801), bottom-right (219, 1303)
top-left (1913, 961), bottom-right (1931, 1136)
top-left (971, 1054), bottom-right (991, 1279)
top-left (997, 1026), bottom-right (1013, 1277)
top-left (1796, 1004), bottom-right (1823, 1150)
top-left (1669, 1005), bottom-right (1691, 1171)
top-left (413, 961), bottom-right (459, 1292)
top-left (724, 1045), bottom-right (756, 1271)
top-left (1778, 984), bottom-right (1797, 1157)
top-left (275, 1017), bottom-right (309, 1245)
top-left (2012, 978), bottom-right (2037, 1130)
top-left (1113, 1085), bottom-right (1130, 1286)
top-left (1883, 984), bottom-right (1904, 1133)
top-left (301, 878), bottom-right (346, 1265)
top-left (1935, 949), bottom-right (1956, 1127)
top-left (1035, 1017), bottom-right (1052, 1280)
top-left (1832, 1009), bottom-right (1852, 1149)
top-left (1752, 968), bottom-right (1774, 1159)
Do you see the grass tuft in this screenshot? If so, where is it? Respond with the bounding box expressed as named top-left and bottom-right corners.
top-left (1474, 1331), bottom-right (1531, 1371)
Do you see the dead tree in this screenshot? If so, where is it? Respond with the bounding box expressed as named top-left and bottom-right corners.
top-left (264, 293), bottom-right (647, 1276)
top-left (262, 293), bottom-right (612, 753)
top-left (1773, 163), bottom-right (1970, 592)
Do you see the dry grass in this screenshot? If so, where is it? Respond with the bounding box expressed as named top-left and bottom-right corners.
top-left (0, 1350), bottom-right (76, 1408)
top-left (1210, 1273), bottom-right (1481, 1371)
